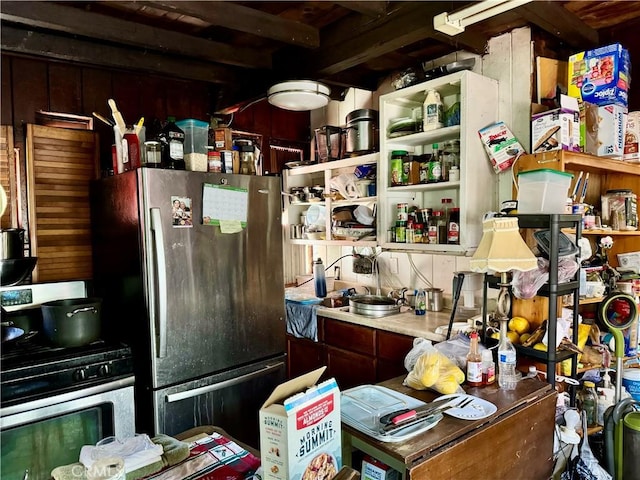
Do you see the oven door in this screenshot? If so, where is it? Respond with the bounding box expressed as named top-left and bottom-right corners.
top-left (0, 377), bottom-right (135, 480)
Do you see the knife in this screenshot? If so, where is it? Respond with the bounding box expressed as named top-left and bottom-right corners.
top-left (379, 397), bottom-right (473, 435)
top-left (380, 396), bottom-right (463, 427)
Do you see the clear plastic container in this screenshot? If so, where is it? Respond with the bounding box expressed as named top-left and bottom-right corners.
top-left (175, 119), bottom-right (209, 155)
top-left (517, 169), bottom-right (574, 213)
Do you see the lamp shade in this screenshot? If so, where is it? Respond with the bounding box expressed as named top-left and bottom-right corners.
top-left (470, 217), bottom-right (537, 273)
top-left (267, 80), bottom-right (330, 111)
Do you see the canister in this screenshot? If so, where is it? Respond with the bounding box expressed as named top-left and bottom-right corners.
top-left (396, 202), bottom-right (408, 224)
top-left (390, 150), bottom-right (407, 186)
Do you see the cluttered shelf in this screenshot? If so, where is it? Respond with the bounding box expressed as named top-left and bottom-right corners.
top-left (564, 229), bottom-right (640, 236)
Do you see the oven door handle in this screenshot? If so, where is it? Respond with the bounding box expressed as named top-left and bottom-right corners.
top-left (165, 362), bottom-right (284, 403)
top-left (150, 207), bottom-right (168, 358)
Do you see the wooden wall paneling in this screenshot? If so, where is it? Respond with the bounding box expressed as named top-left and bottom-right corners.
top-left (82, 67), bottom-right (114, 169)
top-left (112, 71), bottom-right (142, 128)
top-left (138, 75), bottom-right (167, 125)
top-left (11, 57), bottom-right (49, 139)
top-left (25, 124), bottom-right (99, 282)
top-left (0, 126), bottom-right (17, 229)
top-left (49, 63), bottom-right (83, 114)
top-left (165, 78), bottom-right (193, 120)
top-left (1, 56), bottom-right (13, 125)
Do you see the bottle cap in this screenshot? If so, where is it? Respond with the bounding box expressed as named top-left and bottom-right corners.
top-left (584, 381), bottom-right (596, 388)
top-left (481, 350), bottom-right (493, 361)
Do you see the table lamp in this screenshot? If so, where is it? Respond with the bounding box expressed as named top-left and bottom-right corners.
top-left (470, 216), bottom-right (538, 341)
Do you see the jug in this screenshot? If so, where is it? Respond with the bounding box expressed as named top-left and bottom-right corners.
top-left (1, 228), bottom-right (25, 259)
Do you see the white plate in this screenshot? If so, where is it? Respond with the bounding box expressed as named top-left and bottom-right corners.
top-left (438, 393), bottom-right (497, 420)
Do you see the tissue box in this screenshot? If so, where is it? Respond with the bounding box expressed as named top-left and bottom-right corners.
top-left (585, 103), bottom-right (627, 158)
top-left (624, 111), bottom-right (640, 162)
top-left (531, 95), bottom-right (580, 153)
top-left (568, 43), bottom-right (630, 107)
top-left (260, 367), bottom-right (341, 480)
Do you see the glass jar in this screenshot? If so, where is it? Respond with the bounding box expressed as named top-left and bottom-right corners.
top-left (390, 150), bottom-right (407, 186)
top-left (577, 381), bottom-right (599, 427)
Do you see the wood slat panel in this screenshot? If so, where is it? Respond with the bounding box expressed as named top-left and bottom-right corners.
top-left (26, 124), bottom-right (99, 282)
top-left (0, 125), bottom-right (17, 229)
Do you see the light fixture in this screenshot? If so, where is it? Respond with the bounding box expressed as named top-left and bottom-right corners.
top-left (434, 0), bottom-right (533, 36)
top-left (470, 216), bottom-right (537, 340)
top-left (267, 80), bottom-right (331, 111)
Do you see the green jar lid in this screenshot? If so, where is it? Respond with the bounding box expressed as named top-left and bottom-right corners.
top-left (624, 412), bottom-right (640, 431)
top-left (391, 150), bottom-right (408, 156)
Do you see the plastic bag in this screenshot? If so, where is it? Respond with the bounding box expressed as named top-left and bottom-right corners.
top-left (403, 338), bottom-right (465, 395)
top-left (560, 411), bottom-right (612, 480)
top-left (512, 257), bottom-right (549, 299)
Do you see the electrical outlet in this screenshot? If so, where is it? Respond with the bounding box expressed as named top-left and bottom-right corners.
top-left (389, 257), bottom-right (399, 274)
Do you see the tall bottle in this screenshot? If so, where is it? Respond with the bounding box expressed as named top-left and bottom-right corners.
top-left (159, 117), bottom-right (185, 170)
top-left (466, 332), bottom-right (483, 387)
top-left (313, 258), bottom-right (327, 298)
top-left (414, 289), bottom-right (426, 315)
top-left (423, 89), bottom-right (443, 131)
top-left (497, 319), bottom-right (517, 390)
top-left (447, 207), bottom-right (460, 244)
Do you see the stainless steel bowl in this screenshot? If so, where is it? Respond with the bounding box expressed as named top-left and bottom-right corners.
top-left (348, 294), bottom-right (400, 317)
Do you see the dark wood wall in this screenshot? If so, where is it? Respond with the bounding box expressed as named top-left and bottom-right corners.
top-left (0, 53), bottom-right (311, 175)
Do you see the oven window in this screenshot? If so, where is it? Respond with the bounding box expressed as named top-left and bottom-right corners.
top-left (1, 405), bottom-right (113, 480)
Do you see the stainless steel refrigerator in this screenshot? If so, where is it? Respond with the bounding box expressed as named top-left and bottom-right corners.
top-left (91, 168), bottom-right (286, 447)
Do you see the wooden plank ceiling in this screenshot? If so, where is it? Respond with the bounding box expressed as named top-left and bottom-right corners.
top-left (2, 1), bottom-right (640, 111)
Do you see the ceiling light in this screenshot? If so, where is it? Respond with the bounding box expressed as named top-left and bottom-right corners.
top-left (267, 80), bottom-right (331, 111)
top-left (434, 0), bottom-right (533, 36)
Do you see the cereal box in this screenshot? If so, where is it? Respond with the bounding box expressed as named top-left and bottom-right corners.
top-left (585, 103), bottom-right (627, 158)
top-left (624, 111), bottom-right (640, 162)
top-left (361, 455), bottom-right (400, 480)
top-left (478, 121), bottom-right (526, 173)
top-left (531, 95), bottom-right (580, 153)
top-left (568, 43), bottom-right (630, 107)
top-left (260, 367), bottom-right (341, 480)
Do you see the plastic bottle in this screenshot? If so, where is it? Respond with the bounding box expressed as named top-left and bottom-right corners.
top-left (423, 89), bottom-right (443, 131)
top-left (497, 320), bottom-right (517, 390)
top-left (159, 117), bottom-right (185, 170)
top-left (313, 258), bottom-right (327, 298)
top-left (466, 332), bottom-right (483, 387)
top-left (481, 349), bottom-right (496, 386)
top-left (414, 289), bottom-right (426, 315)
top-left (577, 381), bottom-right (598, 428)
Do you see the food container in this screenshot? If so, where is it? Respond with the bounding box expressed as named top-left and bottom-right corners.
top-left (345, 109), bottom-right (379, 154)
top-left (601, 189), bottom-right (638, 230)
top-left (517, 169), bottom-right (573, 213)
top-left (176, 119), bottom-right (209, 171)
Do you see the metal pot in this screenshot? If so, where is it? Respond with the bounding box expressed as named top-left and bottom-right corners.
top-left (41, 298), bottom-right (102, 347)
top-left (1, 228), bottom-right (25, 260)
top-left (348, 294), bottom-right (400, 317)
top-left (345, 109), bottom-right (379, 154)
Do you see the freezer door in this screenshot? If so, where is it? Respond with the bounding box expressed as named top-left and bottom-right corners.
top-left (140, 169), bottom-right (285, 388)
top-left (152, 356), bottom-right (286, 447)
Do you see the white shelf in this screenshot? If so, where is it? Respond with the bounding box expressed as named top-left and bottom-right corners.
top-left (285, 153), bottom-right (378, 176)
top-left (386, 126), bottom-right (461, 147)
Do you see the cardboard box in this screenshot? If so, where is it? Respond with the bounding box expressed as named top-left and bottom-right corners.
top-left (260, 367), bottom-right (342, 480)
top-left (531, 95), bottom-right (580, 153)
top-left (585, 103), bottom-right (627, 158)
top-left (624, 111), bottom-right (640, 162)
top-left (361, 455), bottom-right (400, 480)
top-left (478, 121), bottom-right (526, 173)
top-left (213, 127), bottom-right (233, 150)
top-left (568, 43), bottom-right (630, 107)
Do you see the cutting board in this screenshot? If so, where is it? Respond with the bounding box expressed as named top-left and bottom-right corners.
top-left (26, 124), bottom-right (99, 282)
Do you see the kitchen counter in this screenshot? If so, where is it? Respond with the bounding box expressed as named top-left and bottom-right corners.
top-left (316, 306), bottom-right (451, 342)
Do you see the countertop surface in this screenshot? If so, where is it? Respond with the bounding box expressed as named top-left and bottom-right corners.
top-left (315, 306), bottom-right (451, 341)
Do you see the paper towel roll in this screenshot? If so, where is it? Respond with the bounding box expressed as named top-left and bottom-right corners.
top-left (86, 457), bottom-right (125, 480)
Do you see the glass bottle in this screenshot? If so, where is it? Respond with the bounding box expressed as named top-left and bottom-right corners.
top-left (427, 210), bottom-right (442, 244)
top-left (447, 207), bottom-right (460, 244)
top-left (497, 319), bottom-right (517, 390)
top-left (414, 289), bottom-right (426, 315)
top-left (313, 258), bottom-right (327, 298)
top-left (159, 117), bottom-right (185, 170)
top-left (466, 332), bottom-right (483, 387)
top-left (577, 381), bottom-right (598, 428)
top-left (481, 349), bottom-right (496, 386)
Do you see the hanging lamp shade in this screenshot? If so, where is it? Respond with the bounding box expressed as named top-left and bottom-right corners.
top-left (470, 216), bottom-right (537, 273)
top-left (267, 80), bottom-right (331, 111)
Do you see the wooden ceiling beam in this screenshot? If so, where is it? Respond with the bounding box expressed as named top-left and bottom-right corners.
top-left (0, 25), bottom-right (245, 87)
top-left (515, 1), bottom-right (599, 48)
top-left (334, 2), bottom-right (387, 17)
top-left (144, 1), bottom-right (320, 48)
top-left (291, 3), bottom-right (488, 77)
top-left (0, 1), bottom-right (270, 69)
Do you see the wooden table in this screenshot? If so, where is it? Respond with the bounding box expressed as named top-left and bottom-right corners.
top-left (342, 376), bottom-right (557, 479)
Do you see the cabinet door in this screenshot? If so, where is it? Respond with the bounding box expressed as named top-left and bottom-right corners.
top-left (326, 345), bottom-right (376, 390)
top-left (324, 318), bottom-right (375, 356)
top-left (377, 330), bottom-right (415, 382)
top-left (286, 335), bottom-right (325, 379)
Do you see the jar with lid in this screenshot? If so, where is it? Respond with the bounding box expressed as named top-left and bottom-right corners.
top-left (239, 145), bottom-right (256, 175)
top-left (390, 150), bottom-right (407, 186)
top-left (577, 381), bottom-right (598, 427)
top-left (143, 141), bottom-right (161, 168)
top-left (442, 140), bottom-right (460, 181)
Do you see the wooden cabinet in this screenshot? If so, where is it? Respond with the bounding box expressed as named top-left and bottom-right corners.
top-left (377, 70), bottom-right (499, 254)
top-left (286, 316), bottom-right (415, 390)
top-left (513, 150), bottom-right (640, 268)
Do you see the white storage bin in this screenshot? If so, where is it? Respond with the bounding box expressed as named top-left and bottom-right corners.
top-left (517, 169), bottom-right (573, 213)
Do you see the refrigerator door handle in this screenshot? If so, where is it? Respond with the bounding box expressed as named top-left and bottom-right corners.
top-left (165, 361), bottom-right (285, 403)
top-left (150, 207), bottom-right (168, 358)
